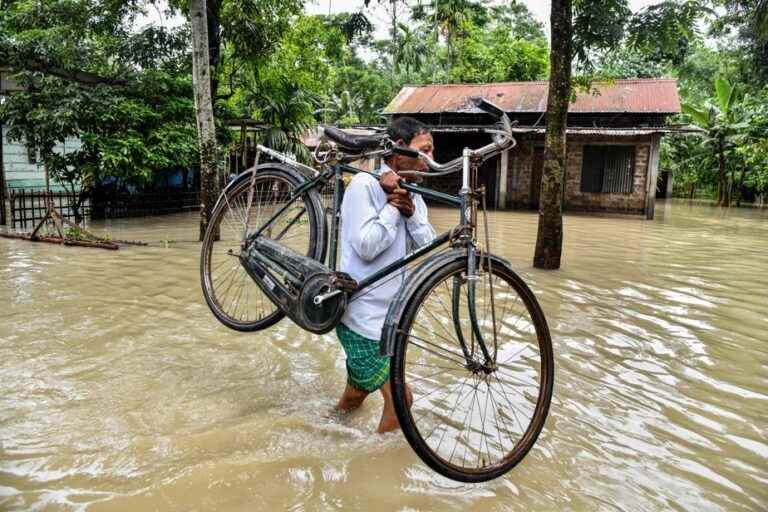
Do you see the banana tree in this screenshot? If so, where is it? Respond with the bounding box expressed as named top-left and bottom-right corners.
top-left (245, 78), bottom-right (318, 162)
top-left (682, 77), bottom-right (747, 206)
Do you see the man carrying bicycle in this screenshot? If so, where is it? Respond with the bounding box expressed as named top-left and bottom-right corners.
top-left (334, 117), bottom-right (436, 433)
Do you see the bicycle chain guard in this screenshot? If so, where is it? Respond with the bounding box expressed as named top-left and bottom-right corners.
top-left (240, 236), bottom-right (356, 334)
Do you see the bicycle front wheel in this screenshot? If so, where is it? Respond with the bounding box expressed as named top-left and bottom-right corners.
top-left (200, 165), bottom-right (326, 331)
top-left (391, 257), bottom-right (553, 482)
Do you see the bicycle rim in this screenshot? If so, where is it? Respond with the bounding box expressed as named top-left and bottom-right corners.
top-left (201, 169), bottom-right (323, 331)
top-left (392, 258), bottom-right (553, 482)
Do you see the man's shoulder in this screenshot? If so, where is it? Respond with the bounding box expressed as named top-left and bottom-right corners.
top-left (350, 171), bottom-right (379, 186)
top-left (347, 172), bottom-right (381, 194)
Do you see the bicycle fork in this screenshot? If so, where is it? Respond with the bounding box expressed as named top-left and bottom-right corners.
top-left (452, 149), bottom-right (497, 373)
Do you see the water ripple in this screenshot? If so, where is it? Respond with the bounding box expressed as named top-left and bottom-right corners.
top-left (1, 204), bottom-right (767, 511)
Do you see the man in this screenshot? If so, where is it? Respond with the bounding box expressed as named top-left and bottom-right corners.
top-left (334, 117), bottom-right (436, 433)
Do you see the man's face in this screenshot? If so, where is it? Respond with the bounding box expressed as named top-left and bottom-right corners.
top-left (396, 131), bottom-right (434, 173)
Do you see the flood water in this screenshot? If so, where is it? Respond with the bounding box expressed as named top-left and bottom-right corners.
top-left (1, 200), bottom-right (766, 511)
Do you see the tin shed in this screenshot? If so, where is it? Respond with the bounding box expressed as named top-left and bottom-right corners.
top-left (384, 79), bottom-right (683, 219)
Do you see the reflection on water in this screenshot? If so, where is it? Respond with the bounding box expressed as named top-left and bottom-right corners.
top-left (1, 200), bottom-right (767, 511)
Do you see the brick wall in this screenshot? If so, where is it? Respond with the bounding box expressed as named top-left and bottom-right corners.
top-left (565, 137), bottom-right (649, 214)
top-left (508, 142), bottom-right (535, 208)
top-left (505, 134), bottom-right (653, 215)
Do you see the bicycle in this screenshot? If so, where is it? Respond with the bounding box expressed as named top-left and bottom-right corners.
top-left (200, 98), bottom-right (554, 483)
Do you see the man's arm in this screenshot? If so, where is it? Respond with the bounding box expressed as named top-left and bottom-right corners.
top-left (343, 178), bottom-right (401, 262)
top-left (405, 194), bottom-right (436, 247)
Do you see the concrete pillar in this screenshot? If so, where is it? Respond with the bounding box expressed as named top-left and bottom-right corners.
top-left (645, 134), bottom-right (661, 220)
top-left (510, 150), bottom-right (520, 208)
top-left (497, 148), bottom-right (509, 209)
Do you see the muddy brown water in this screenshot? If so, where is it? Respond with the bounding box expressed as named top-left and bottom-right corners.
top-left (1, 200), bottom-right (766, 511)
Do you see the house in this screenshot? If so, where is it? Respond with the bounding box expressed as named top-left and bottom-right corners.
top-left (1, 69), bottom-right (84, 226)
top-left (1, 69), bottom-right (83, 193)
top-left (384, 79), bottom-right (684, 219)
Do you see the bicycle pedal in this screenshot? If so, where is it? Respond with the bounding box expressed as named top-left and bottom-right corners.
top-left (331, 271), bottom-right (358, 292)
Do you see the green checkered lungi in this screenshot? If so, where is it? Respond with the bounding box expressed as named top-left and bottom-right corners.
top-left (335, 322), bottom-right (390, 392)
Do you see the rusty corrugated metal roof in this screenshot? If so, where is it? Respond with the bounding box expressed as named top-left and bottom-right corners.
top-left (384, 79), bottom-right (681, 115)
top-left (430, 126), bottom-right (696, 135)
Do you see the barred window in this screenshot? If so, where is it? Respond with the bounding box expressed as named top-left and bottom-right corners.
top-left (580, 145), bottom-right (636, 194)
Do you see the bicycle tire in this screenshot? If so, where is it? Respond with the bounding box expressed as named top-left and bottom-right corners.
top-left (200, 165), bottom-right (326, 331)
top-left (391, 256), bottom-right (554, 482)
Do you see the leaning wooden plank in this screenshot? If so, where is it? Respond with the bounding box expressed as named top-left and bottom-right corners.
top-left (0, 232), bottom-right (119, 250)
top-left (29, 209), bottom-right (51, 239)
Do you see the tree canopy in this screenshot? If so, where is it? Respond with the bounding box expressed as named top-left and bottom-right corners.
top-left (0, 0), bottom-right (766, 208)
top-left (0, 0), bottom-right (198, 221)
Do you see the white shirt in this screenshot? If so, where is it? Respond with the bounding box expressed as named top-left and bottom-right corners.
top-left (339, 166), bottom-right (436, 340)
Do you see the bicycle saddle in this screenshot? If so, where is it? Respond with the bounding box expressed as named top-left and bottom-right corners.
top-left (321, 126), bottom-right (385, 151)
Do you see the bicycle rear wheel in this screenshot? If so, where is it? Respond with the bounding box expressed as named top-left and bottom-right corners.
top-left (200, 165), bottom-right (326, 331)
top-left (391, 257), bottom-right (553, 482)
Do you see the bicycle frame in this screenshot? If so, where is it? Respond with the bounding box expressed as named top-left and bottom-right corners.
top-left (246, 144), bottom-right (498, 368)
top-left (251, 160), bottom-right (480, 271)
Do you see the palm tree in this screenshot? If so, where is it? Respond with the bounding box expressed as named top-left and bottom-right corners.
top-left (682, 78), bottom-right (746, 206)
top-left (412, 0), bottom-right (488, 74)
top-left (395, 23), bottom-right (428, 82)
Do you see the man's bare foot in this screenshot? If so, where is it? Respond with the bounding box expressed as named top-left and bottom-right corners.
top-left (377, 414), bottom-right (400, 433)
top-left (335, 383), bottom-right (369, 412)
top-left (376, 381), bottom-right (413, 433)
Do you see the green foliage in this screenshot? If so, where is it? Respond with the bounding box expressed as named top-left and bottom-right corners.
top-left (578, 0), bottom-right (707, 74)
top-left (592, 47), bottom-right (669, 79)
top-left (3, 0), bottom-right (766, 210)
top-left (218, 0), bottom-right (302, 62)
top-left (709, 0), bottom-right (768, 86)
top-left (672, 78), bottom-right (768, 203)
top-left (735, 89), bottom-right (768, 194)
top-left (408, 0), bottom-right (547, 80)
top-left (449, 20), bottom-right (548, 83)
top-left (572, 0), bottom-right (632, 68)
top-left (626, 0), bottom-right (707, 66)
top-left (0, 0), bottom-right (197, 207)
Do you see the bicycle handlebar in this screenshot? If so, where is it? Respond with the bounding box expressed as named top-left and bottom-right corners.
top-left (313, 98), bottom-right (516, 171)
top-left (387, 97), bottom-right (516, 174)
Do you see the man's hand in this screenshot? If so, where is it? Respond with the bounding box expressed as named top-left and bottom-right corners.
top-left (387, 188), bottom-right (414, 218)
top-left (379, 170), bottom-right (402, 194)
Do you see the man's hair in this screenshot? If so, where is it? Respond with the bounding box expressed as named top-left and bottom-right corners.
top-left (387, 116), bottom-right (430, 145)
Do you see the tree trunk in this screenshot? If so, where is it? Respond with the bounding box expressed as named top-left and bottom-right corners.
top-left (207, 0), bottom-right (222, 100)
top-left (0, 125), bottom-right (6, 226)
top-left (717, 137), bottom-right (728, 206)
top-left (391, 0), bottom-right (398, 75)
top-left (533, 0), bottom-right (571, 270)
top-left (74, 188), bottom-right (89, 225)
top-left (190, 0), bottom-right (218, 241)
top-left (736, 164), bottom-right (747, 207)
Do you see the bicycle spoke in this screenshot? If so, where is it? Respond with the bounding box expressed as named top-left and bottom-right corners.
top-left (402, 332), bottom-right (468, 366)
top-left (424, 375), bottom-right (473, 444)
